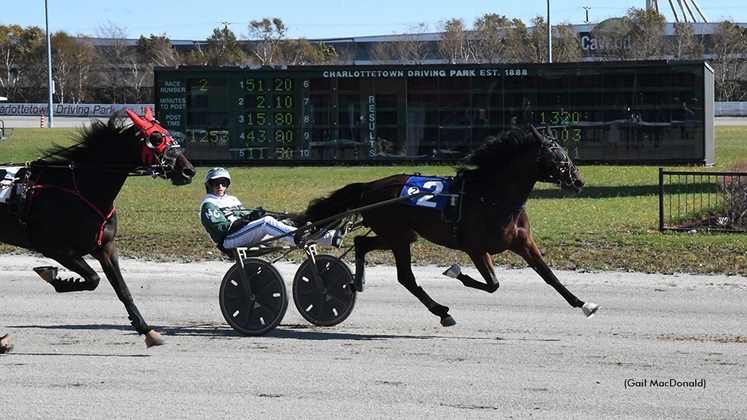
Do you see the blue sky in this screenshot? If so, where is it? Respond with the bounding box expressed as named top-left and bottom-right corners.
top-left (3, 0), bottom-right (747, 41)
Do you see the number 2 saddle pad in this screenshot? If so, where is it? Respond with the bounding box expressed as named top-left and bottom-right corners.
top-left (399, 176), bottom-right (453, 210)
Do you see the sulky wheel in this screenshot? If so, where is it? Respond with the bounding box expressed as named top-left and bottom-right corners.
top-left (293, 254), bottom-right (356, 326)
top-left (219, 258), bottom-right (288, 336)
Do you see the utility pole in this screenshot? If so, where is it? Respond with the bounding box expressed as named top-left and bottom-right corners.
top-left (547, 0), bottom-right (552, 63)
top-left (45, 0), bottom-right (53, 127)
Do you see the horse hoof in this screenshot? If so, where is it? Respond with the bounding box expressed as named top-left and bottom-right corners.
top-left (440, 316), bottom-right (456, 327)
top-left (33, 266), bottom-right (58, 283)
top-left (582, 302), bottom-right (599, 318)
top-left (0, 334), bottom-right (12, 354)
top-left (442, 264), bottom-right (461, 279)
top-left (354, 275), bottom-right (366, 292)
top-left (144, 330), bottom-right (165, 348)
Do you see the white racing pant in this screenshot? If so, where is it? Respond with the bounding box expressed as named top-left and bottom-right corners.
top-left (222, 216), bottom-right (334, 249)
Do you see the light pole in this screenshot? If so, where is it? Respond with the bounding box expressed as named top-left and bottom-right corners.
top-left (45, 0), bottom-right (53, 127)
top-left (547, 0), bottom-right (552, 63)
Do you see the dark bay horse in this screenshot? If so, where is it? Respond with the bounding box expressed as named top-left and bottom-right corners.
top-left (304, 125), bottom-right (598, 327)
top-left (0, 108), bottom-right (195, 352)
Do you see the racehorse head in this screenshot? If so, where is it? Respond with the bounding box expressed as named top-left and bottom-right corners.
top-left (464, 126), bottom-right (584, 196)
top-left (126, 107), bottom-right (195, 185)
top-left (530, 125), bottom-right (585, 195)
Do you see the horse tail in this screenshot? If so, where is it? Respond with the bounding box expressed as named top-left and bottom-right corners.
top-left (304, 181), bottom-right (374, 223)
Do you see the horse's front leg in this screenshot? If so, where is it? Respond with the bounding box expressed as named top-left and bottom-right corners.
top-left (511, 235), bottom-right (599, 318)
top-left (443, 251), bottom-right (500, 293)
top-left (92, 243), bottom-right (164, 347)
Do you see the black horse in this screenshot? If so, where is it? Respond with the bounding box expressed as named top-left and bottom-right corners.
top-left (304, 126), bottom-right (598, 327)
top-left (0, 109), bottom-right (195, 352)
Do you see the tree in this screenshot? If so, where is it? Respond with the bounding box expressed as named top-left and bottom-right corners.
top-left (67, 34), bottom-right (96, 103)
top-left (50, 31), bottom-right (96, 103)
top-left (331, 44), bottom-right (357, 64)
top-left (587, 8), bottom-right (667, 61)
top-left (211, 25), bottom-right (247, 65)
top-left (369, 23), bottom-right (433, 64)
top-left (369, 40), bottom-right (397, 64)
top-left (671, 22), bottom-right (704, 60)
top-left (190, 25), bottom-right (247, 66)
top-left (553, 22), bottom-right (583, 63)
top-left (626, 7), bottom-right (668, 60)
top-left (94, 21), bottom-right (134, 103)
top-left (0, 24), bottom-right (45, 102)
top-left (247, 18), bottom-right (287, 65)
top-left (471, 14), bottom-right (529, 63)
top-left (0, 25), bottom-right (23, 100)
top-left (314, 42), bottom-right (340, 64)
top-left (472, 14), bottom-right (509, 63)
top-left (137, 34), bottom-right (182, 68)
top-left (708, 20), bottom-right (747, 101)
top-left (527, 17), bottom-right (584, 64)
top-left (21, 27), bottom-right (51, 103)
top-left (391, 23), bottom-right (433, 64)
top-left (437, 18), bottom-right (470, 64)
top-left (280, 39), bottom-right (337, 65)
top-left (528, 15), bottom-right (549, 63)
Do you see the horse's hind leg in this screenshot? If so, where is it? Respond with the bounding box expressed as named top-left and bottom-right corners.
top-left (40, 253), bottom-right (101, 292)
top-left (390, 243), bottom-right (456, 327)
top-left (445, 251), bottom-right (500, 293)
top-left (0, 334), bottom-right (12, 354)
top-left (92, 243), bottom-right (163, 347)
top-left (353, 234), bottom-right (390, 292)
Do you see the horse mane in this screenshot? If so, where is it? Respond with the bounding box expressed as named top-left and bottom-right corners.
top-left (38, 113), bottom-right (132, 164)
top-left (458, 127), bottom-right (538, 176)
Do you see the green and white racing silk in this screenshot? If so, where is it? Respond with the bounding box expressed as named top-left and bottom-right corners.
top-left (199, 193), bottom-right (248, 245)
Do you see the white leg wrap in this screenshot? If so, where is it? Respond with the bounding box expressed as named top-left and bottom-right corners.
top-left (443, 264), bottom-right (462, 279)
top-left (582, 302), bottom-right (599, 318)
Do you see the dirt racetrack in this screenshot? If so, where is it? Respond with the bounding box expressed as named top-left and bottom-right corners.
top-left (1, 253), bottom-right (745, 419)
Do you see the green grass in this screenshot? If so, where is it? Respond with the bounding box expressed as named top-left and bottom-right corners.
top-left (2, 126), bottom-right (747, 275)
top-left (0, 127), bottom-right (79, 164)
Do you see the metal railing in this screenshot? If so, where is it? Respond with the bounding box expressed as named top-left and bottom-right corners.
top-left (0, 119), bottom-right (14, 140)
top-left (659, 168), bottom-right (747, 232)
top-left (715, 102), bottom-right (747, 117)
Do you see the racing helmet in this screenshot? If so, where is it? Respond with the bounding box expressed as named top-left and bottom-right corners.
top-left (204, 167), bottom-right (231, 188)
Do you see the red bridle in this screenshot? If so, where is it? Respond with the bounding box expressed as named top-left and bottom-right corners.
top-left (125, 107), bottom-right (182, 177)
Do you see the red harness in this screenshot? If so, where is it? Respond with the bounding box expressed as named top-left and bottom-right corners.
top-left (28, 167), bottom-right (115, 249)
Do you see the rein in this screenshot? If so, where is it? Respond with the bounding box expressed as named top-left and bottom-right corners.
top-left (25, 161), bottom-right (168, 177)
